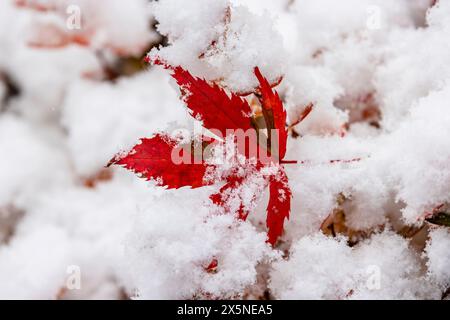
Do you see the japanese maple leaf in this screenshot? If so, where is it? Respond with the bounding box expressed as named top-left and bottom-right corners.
top-left (109, 60), bottom-right (311, 246)
top-left (107, 134), bottom-right (214, 189)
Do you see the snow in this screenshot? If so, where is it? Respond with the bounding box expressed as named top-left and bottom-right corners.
top-left (150, 0), bottom-right (287, 92)
top-left (425, 228), bottom-right (450, 289)
top-left (0, 114), bottom-right (70, 206)
top-left (270, 232), bottom-right (440, 299)
top-left (61, 69), bottom-right (190, 176)
top-left (124, 211), bottom-right (276, 299)
top-left (0, 0), bottom-right (449, 299)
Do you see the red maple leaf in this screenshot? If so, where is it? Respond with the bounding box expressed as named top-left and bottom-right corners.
top-left (108, 134), bottom-right (214, 189)
top-left (254, 67), bottom-right (288, 161)
top-left (109, 60), bottom-right (312, 246)
top-left (267, 169), bottom-right (292, 245)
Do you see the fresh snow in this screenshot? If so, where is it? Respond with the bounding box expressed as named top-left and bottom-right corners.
top-left (0, 0), bottom-right (449, 299)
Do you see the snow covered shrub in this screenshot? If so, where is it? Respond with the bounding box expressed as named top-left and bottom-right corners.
top-left (0, 0), bottom-right (449, 300)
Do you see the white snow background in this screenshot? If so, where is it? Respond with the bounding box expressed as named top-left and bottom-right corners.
top-left (0, 0), bottom-right (449, 299)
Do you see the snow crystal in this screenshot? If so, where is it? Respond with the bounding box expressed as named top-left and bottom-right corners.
top-left (0, 0), bottom-right (449, 300)
top-left (425, 228), bottom-right (450, 289)
top-left (150, 0), bottom-right (287, 92)
top-left (122, 199), bottom-right (277, 299)
top-left (270, 232), bottom-right (440, 299)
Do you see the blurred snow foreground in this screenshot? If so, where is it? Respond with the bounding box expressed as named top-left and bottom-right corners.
top-left (0, 0), bottom-right (449, 300)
